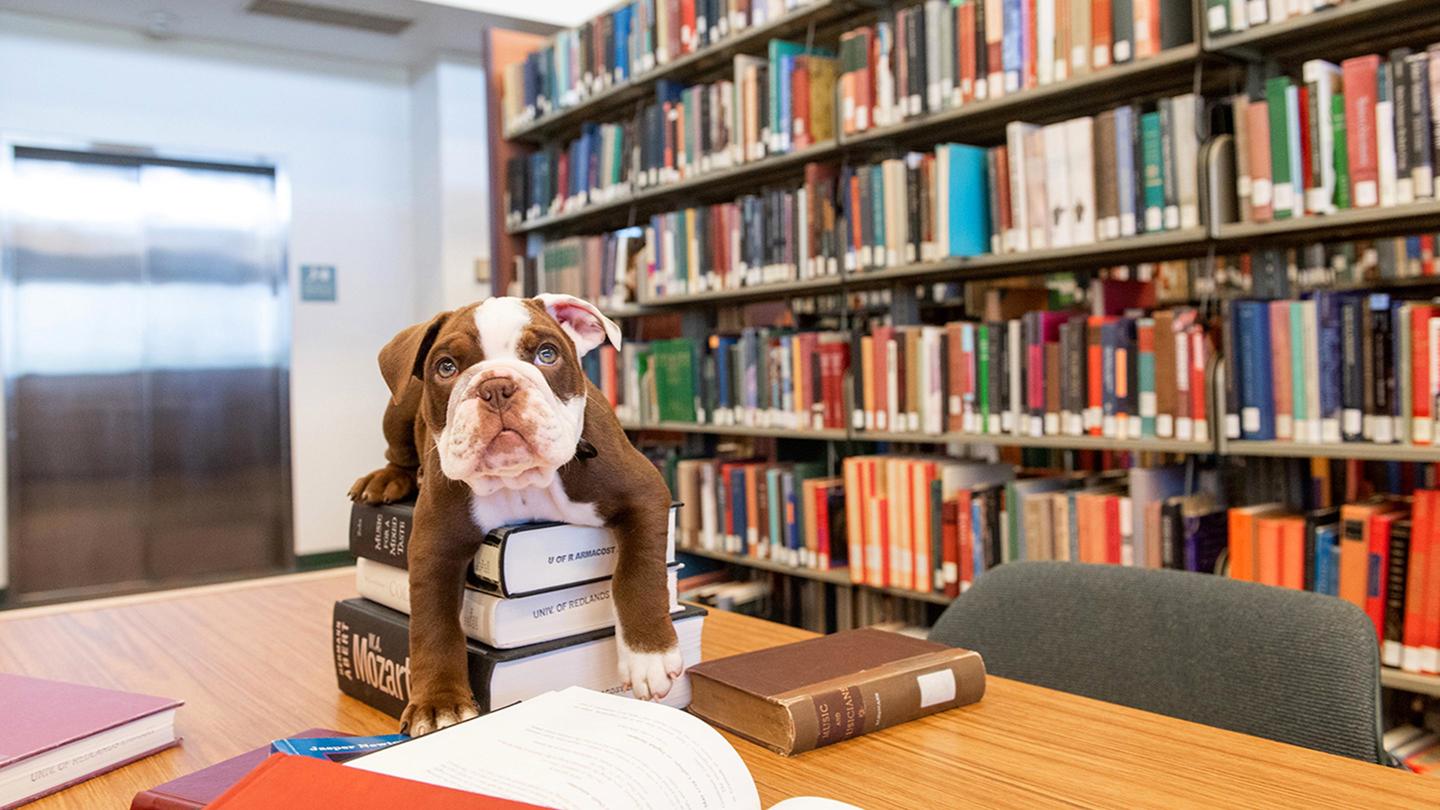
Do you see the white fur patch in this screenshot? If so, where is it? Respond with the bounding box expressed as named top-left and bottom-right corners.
top-left (615, 624), bottom-right (683, 701)
top-left (474, 297), bottom-right (535, 361)
top-left (468, 475), bottom-right (603, 534)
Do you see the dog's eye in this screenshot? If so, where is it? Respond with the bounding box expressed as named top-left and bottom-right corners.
top-left (534, 344), bottom-right (559, 366)
top-left (435, 357), bottom-right (459, 379)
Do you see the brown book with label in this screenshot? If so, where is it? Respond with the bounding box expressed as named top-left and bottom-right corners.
top-left (687, 628), bottom-right (986, 755)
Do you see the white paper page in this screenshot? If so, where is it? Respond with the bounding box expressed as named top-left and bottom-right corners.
top-left (350, 687), bottom-right (761, 810)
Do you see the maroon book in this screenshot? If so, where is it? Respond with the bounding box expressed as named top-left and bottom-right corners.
top-left (130, 728), bottom-right (345, 810)
top-left (0, 673), bottom-right (182, 808)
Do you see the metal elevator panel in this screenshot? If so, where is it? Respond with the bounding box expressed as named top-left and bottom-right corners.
top-left (3, 146), bottom-right (292, 601)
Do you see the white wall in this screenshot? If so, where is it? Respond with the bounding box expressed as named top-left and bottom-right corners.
top-left (0, 11), bottom-right (423, 578)
top-left (411, 58), bottom-right (493, 314)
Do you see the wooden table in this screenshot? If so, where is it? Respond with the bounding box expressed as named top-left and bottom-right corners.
top-left (1, 568), bottom-right (1436, 809)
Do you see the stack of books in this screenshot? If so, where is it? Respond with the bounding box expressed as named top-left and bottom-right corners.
top-left (1229, 48), bottom-right (1440, 225)
top-left (837, 0), bottom-right (1194, 134)
top-left (337, 500), bottom-right (704, 717)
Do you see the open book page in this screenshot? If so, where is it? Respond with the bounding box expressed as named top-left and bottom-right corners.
top-left (349, 687), bottom-right (762, 810)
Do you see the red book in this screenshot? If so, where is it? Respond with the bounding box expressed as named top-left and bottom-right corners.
top-left (1024, 0), bottom-right (1038, 90)
top-left (792, 57), bottom-right (812, 149)
top-left (1427, 488), bottom-right (1440, 673)
top-left (1406, 490), bottom-right (1434, 670)
top-left (1269, 300), bottom-right (1293, 440)
top-left (208, 754), bottom-right (542, 809)
top-left (1413, 306), bottom-right (1434, 444)
top-left (679, 0), bottom-right (697, 53)
top-left (0, 675), bottom-right (181, 809)
top-left (1342, 54), bottom-right (1381, 208)
top-left (958, 489), bottom-right (974, 588)
top-left (1104, 494), bottom-right (1122, 565)
top-left (959, 3), bottom-right (977, 101)
top-left (1090, 0), bottom-right (1113, 70)
top-left (994, 145), bottom-right (1013, 245)
top-left (815, 480), bottom-right (832, 570)
top-left (1368, 511), bottom-right (1401, 641)
top-left (1188, 326), bottom-right (1208, 441)
top-left (132, 728), bottom-right (344, 810)
top-left (860, 26), bottom-right (876, 130)
top-left (1248, 100), bottom-right (1274, 222)
top-left (1297, 84), bottom-right (1313, 205)
top-left (1086, 316), bottom-right (1113, 436)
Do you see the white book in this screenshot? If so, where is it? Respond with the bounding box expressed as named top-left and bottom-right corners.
top-left (1067, 117), bottom-right (1097, 245)
top-left (1246, 0), bottom-right (1267, 26)
top-left (1377, 95), bottom-right (1398, 208)
top-left (472, 509), bottom-right (679, 597)
top-left (1267, 0), bottom-right (1286, 24)
top-left (1006, 122), bottom-right (1036, 252)
top-left (925, 0), bottom-right (944, 112)
top-left (1042, 122), bottom-right (1073, 248)
top-left (1302, 60), bottom-right (1342, 214)
top-left (358, 558), bottom-right (681, 650)
top-left (875, 22), bottom-right (895, 129)
top-left (887, 337), bottom-right (900, 433)
top-left (1304, 301), bottom-right (1321, 444)
top-left (1037, 0), bottom-right (1055, 86)
top-left (1171, 95), bottom-right (1201, 229)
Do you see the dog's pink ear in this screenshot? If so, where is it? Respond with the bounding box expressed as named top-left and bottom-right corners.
top-left (535, 294), bottom-right (622, 358)
top-left (378, 311), bottom-right (450, 403)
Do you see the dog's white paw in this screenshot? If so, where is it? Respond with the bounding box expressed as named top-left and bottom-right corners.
top-left (618, 639), bottom-right (684, 701)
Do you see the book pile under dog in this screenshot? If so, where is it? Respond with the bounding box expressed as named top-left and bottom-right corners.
top-left (337, 498), bottom-right (706, 716)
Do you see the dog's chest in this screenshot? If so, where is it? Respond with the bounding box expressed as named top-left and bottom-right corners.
top-left (467, 478), bottom-right (604, 534)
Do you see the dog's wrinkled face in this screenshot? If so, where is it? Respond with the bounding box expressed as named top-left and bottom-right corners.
top-left (379, 295), bottom-right (620, 495)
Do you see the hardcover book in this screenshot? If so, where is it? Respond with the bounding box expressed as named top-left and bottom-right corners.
top-left (332, 598), bottom-right (707, 717)
top-left (1, 675), bottom-right (181, 809)
top-left (355, 557), bottom-right (682, 649)
top-left (687, 628), bottom-right (986, 755)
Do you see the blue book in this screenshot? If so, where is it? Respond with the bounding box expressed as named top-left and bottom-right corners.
top-left (1324, 533), bottom-right (1342, 595)
top-left (614, 5), bottom-right (631, 82)
top-left (1315, 291), bottom-right (1343, 443)
top-left (1183, 509), bottom-right (1228, 574)
top-left (1236, 301), bottom-right (1277, 440)
top-left (944, 144), bottom-right (991, 257)
top-left (1114, 106), bottom-right (1137, 236)
top-left (270, 735), bottom-right (405, 762)
top-left (971, 499), bottom-right (986, 577)
top-left (1101, 319), bottom-right (1120, 434)
top-left (781, 471), bottom-right (798, 560)
top-left (779, 53), bottom-right (795, 151)
top-left (1002, 0), bottom-right (1022, 93)
top-left (714, 336), bottom-right (736, 413)
top-left (870, 163), bottom-right (886, 261)
top-left (1339, 295), bottom-right (1365, 440)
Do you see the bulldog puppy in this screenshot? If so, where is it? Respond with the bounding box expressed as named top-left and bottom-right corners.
top-left (349, 295), bottom-right (680, 736)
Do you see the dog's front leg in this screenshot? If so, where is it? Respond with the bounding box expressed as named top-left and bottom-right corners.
top-left (401, 501), bottom-right (481, 735)
top-left (610, 502), bottom-right (681, 701)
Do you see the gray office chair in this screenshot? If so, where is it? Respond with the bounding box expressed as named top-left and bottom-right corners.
top-left (929, 561), bottom-right (1387, 764)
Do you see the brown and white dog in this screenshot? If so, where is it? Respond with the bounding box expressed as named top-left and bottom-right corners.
top-left (349, 294), bottom-right (679, 736)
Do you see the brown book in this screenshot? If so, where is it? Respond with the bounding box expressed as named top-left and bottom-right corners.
top-left (687, 629), bottom-right (986, 755)
top-left (1044, 341), bottom-right (1062, 434)
top-left (946, 322), bottom-right (965, 433)
top-left (1152, 309), bottom-right (1177, 439)
top-left (1094, 109), bottom-right (1119, 240)
top-left (906, 327), bottom-right (923, 431)
top-left (808, 56), bottom-right (838, 146)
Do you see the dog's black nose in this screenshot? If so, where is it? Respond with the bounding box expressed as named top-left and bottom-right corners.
top-left (477, 378), bottom-right (518, 411)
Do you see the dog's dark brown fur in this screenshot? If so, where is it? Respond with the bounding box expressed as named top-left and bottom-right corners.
top-left (349, 300), bottom-right (676, 734)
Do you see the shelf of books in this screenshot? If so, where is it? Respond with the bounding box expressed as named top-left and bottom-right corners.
top-left (1202, 0), bottom-right (1440, 60)
top-left (502, 0), bottom-right (861, 144)
top-left (501, 0), bottom-right (1440, 715)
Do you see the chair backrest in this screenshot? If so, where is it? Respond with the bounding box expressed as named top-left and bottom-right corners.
top-left (928, 561), bottom-right (1386, 763)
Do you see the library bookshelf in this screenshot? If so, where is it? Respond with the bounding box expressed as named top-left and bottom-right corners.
top-left (505, 0), bottom-right (1440, 692)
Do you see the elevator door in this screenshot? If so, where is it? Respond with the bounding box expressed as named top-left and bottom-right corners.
top-left (4, 147), bottom-right (291, 602)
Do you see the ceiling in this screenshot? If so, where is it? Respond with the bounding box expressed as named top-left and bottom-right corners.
top-left (0, 0), bottom-right (580, 68)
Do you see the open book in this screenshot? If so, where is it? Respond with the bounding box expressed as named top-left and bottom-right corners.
top-left (349, 687), bottom-right (859, 810)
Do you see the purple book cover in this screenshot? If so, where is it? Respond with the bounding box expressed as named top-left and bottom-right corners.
top-left (1, 674), bottom-right (182, 807)
top-left (131, 728), bottom-right (345, 810)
